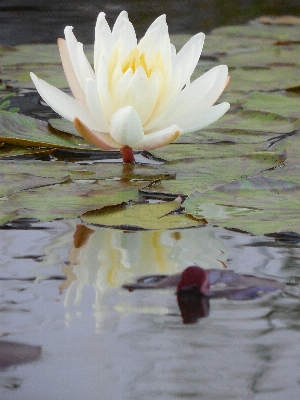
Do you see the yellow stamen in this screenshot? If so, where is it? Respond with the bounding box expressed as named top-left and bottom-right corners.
top-left (121, 48), bottom-right (163, 78)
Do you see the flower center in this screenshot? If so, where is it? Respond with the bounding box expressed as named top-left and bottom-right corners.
top-left (122, 48), bottom-right (163, 77)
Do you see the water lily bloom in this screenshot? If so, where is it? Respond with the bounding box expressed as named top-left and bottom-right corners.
top-left (30, 11), bottom-right (230, 162)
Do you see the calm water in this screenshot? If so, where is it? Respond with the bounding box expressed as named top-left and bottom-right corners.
top-left (0, 0), bottom-right (299, 45)
top-left (1, 221), bottom-right (300, 399)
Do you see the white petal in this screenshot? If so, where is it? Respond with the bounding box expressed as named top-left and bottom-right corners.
top-left (149, 64), bottom-right (181, 122)
top-left (85, 79), bottom-right (110, 132)
top-left (112, 68), bottom-right (133, 109)
top-left (174, 33), bottom-right (205, 84)
top-left (138, 34), bottom-right (156, 61)
top-left (110, 106), bottom-right (144, 146)
top-left (74, 118), bottom-right (121, 150)
top-left (115, 67), bottom-right (159, 125)
top-left (131, 68), bottom-right (160, 125)
top-left (64, 26), bottom-right (85, 90)
top-left (96, 57), bottom-right (115, 121)
top-left (77, 42), bottom-right (96, 83)
top-left (145, 15), bottom-right (168, 43)
top-left (132, 125), bottom-right (182, 150)
top-left (112, 11), bottom-right (128, 42)
top-left (168, 65), bottom-right (229, 127)
top-left (179, 102), bottom-right (230, 134)
top-left (30, 73), bottom-right (99, 131)
top-left (145, 65), bottom-right (228, 132)
top-left (94, 12), bottom-right (113, 71)
top-left (58, 38), bottom-right (86, 105)
top-left (118, 17), bottom-right (137, 55)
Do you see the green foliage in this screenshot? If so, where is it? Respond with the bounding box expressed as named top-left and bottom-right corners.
top-left (0, 85), bottom-right (19, 113)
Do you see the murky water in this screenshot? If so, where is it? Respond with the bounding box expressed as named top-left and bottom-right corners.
top-left (1, 220), bottom-right (300, 399)
top-left (0, 0), bottom-right (300, 45)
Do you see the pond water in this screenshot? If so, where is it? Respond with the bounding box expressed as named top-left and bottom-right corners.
top-left (1, 221), bottom-right (300, 398)
top-left (0, 0), bottom-right (300, 45)
top-left (1, 1), bottom-right (300, 399)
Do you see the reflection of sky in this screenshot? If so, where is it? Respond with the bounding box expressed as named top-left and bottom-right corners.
top-left (62, 224), bottom-right (228, 312)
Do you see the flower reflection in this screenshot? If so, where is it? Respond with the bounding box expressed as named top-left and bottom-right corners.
top-left (61, 224), bottom-right (227, 326)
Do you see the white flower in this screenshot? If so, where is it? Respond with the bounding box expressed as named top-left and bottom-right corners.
top-left (30, 11), bottom-right (230, 152)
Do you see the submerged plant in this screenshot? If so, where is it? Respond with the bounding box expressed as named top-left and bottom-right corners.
top-left (31, 11), bottom-right (229, 162)
top-left (0, 85), bottom-right (19, 113)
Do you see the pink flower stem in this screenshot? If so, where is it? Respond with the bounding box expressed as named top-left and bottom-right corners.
top-left (120, 146), bottom-right (135, 163)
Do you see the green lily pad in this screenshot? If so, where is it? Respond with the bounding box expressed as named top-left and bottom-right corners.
top-left (0, 44), bottom-right (93, 89)
top-left (267, 132), bottom-right (300, 167)
top-left (0, 210), bottom-right (18, 226)
top-left (221, 46), bottom-right (300, 68)
top-left (0, 160), bottom-right (173, 198)
top-left (0, 145), bottom-right (54, 159)
top-left (82, 200), bottom-right (204, 230)
top-left (0, 64), bottom-right (68, 89)
top-left (145, 144), bottom-right (286, 197)
top-left (0, 111), bottom-right (98, 149)
top-left (227, 66), bottom-right (300, 92)
top-left (0, 170), bottom-right (70, 198)
top-left (48, 118), bottom-right (81, 137)
top-left (241, 91), bottom-right (300, 119)
top-left (183, 175), bottom-right (300, 235)
top-left (202, 35), bottom-right (274, 58)
top-left (0, 179), bottom-right (145, 222)
top-left (207, 109), bottom-right (300, 134)
top-left (211, 23), bottom-right (300, 41)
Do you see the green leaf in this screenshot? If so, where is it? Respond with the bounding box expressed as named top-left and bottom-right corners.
top-left (211, 24), bottom-right (300, 41)
top-left (82, 201), bottom-right (204, 230)
top-left (145, 144), bottom-right (286, 197)
top-left (227, 67), bottom-right (300, 92)
top-left (0, 111), bottom-right (98, 149)
top-left (183, 175), bottom-right (300, 235)
top-left (0, 180), bottom-right (144, 222)
top-left (241, 91), bottom-right (300, 119)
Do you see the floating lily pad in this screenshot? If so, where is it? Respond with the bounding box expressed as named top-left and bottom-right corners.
top-left (256, 15), bottom-right (300, 25)
top-left (0, 210), bottom-right (18, 226)
top-left (82, 200), bottom-right (204, 230)
top-left (241, 91), bottom-right (300, 119)
top-left (0, 44), bottom-right (93, 89)
top-left (0, 179), bottom-right (146, 222)
top-left (207, 109), bottom-right (300, 135)
top-left (267, 132), bottom-right (300, 167)
top-left (183, 175), bottom-right (300, 235)
top-left (211, 23), bottom-right (300, 41)
top-left (0, 170), bottom-right (70, 198)
top-left (0, 145), bottom-right (54, 159)
top-left (226, 67), bottom-right (300, 92)
top-left (0, 111), bottom-right (97, 149)
top-left (221, 46), bottom-right (300, 68)
top-left (48, 118), bottom-right (81, 137)
top-left (202, 35), bottom-right (273, 58)
top-left (145, 144), bottom-right (286, 197)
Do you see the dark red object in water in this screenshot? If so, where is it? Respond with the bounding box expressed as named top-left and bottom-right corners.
top-left (123, 265), bottom-right (285, 300)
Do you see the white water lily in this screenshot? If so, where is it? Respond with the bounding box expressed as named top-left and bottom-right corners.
top-left (30, 11), bottom-right (230, 161)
